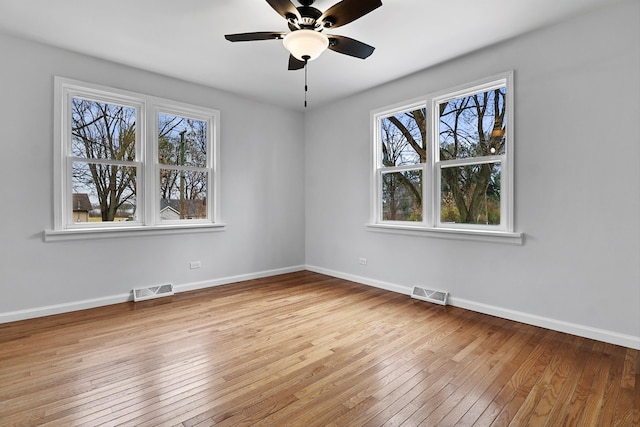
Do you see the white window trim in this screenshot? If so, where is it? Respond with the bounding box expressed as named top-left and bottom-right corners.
top-left (368, 71), bottom-right (523, 244)
top-left (152, 103), bottom-right (218, 227)
top-left (46, 77), bottom-right (224, 242)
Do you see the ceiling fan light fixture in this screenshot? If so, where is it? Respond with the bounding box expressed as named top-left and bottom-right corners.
top-left (283, 29), bottom-right (329, 61)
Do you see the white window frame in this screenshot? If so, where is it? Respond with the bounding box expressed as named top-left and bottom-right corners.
top-left (47, 77), bottom-right (224, 241)
top-left (153, 104), bottom-right (216, 226)
top-left (369, 71), bottom-right (522, 244)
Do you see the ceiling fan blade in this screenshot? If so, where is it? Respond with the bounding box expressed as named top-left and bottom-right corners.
top-left (327, 35), bottom-right (375, 59)
top-left (288, 55), bottom-right (306, 70)
top-left (266, 0), bottom-right (301, 21)
top-left (225, 32), bottom-right (286, 42)
top-left (319, 0), bottom-right (382, 29)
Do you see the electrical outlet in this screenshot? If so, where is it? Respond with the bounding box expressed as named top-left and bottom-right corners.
top-left (190, 261), bottom-right (201, 269)
top-left (359, 258), bottom-right (367, 265)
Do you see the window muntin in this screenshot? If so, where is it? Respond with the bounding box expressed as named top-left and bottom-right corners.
top-left (54, 77), bottom-right (220, 233)
top-left (372, 73), bottom-right (513, 234)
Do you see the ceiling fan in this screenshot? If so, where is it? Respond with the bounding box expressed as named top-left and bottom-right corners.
top-left (224, 0), bottom-right (383, 71)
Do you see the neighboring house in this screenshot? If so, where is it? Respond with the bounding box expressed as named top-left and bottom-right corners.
top-left (159, 204), bottom-right (180, 221)
top-left (72, 193), bottom-right (92, 222)
top-left (160, 198), bottom-right (206, 220)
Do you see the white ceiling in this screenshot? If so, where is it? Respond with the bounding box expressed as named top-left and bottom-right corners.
top-left (0, 0), bottom-right (613, 110)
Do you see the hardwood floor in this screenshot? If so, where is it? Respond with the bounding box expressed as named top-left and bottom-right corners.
top-left (0, 271), bottom-right (638, 426)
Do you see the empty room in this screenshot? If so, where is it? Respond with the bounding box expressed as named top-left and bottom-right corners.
top-left (0, 0), bottom-right (638, 425)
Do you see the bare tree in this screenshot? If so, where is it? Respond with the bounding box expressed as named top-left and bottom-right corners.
top-left (380, 109), bottom-right (425, 220)
top-left (158, 114), bottom-right (208, 219)
top-left (379, 87), bottom-right (505, 224)
top-left (439, 88), bottom-right (505, 224)
top-left (71, 99), bottom-right (136, 221)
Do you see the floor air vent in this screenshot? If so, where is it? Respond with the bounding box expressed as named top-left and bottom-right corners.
top-left (133, 284), bottom-right (174, 302)
top-left (411, 286), bottom-right (449, 306)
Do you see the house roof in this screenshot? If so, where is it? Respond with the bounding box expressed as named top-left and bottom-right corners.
top-left (0, 0), bottom-right (617, 111)
top-left (160, 199), bottom-right (206, 218)
top-left (72, 193), bottom-right (92, 212)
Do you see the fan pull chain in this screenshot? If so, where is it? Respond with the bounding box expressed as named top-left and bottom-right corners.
top-left (303, 56), bottom-right (310, 108)
top-left (304, 64), bottom-right (308, 108)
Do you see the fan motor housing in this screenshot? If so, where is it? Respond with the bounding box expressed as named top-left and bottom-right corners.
top-left (297, 6), bottom-right (322, 26)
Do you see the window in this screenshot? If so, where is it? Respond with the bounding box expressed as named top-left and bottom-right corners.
top-left (157, 111), bottom-right (210, 222)
top-left (49, 77), bottom-right (221, 240)
top-left (69, 96), bottom-right (141, 224)
top-left (371, 72), bottom-right (520, 242)
top-left (379, 103), bottom-right (426, 222)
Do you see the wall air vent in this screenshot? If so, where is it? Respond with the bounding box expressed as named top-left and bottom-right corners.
top-left (133, 284), bottom-right (174, 302)
top-left (411, 286), bottom-right (449, 306)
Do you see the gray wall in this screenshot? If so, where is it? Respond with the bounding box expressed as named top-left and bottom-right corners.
top-left (0, 33), bottom-right (306, 316)
top-left (305, 0), bottom-right (640, 346)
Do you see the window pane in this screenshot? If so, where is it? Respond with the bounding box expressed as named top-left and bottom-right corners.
top-left (439, 87), bottom-right (506, 160)
top-left (71, 98), bottom-right (136, 160)
top-left (382, 170), bottom-right (422, 221)
top-left (158, 113), bottom-right (207, 167)
top-left (380, 108), bottom-right (426, 167)
top-left (160, 169), bottom-right (208, 220)
top-left (71, 162), bottom-right (137, 223)
top-left (440, 162), bottom-right (501, 225)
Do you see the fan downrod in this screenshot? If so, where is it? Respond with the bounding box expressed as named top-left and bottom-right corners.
top-left (298, 0), bottom-right (315, 5)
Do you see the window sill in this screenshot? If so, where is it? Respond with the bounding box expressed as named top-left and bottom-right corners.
top-left (44, 223), bottom-right (226, 242)
top-left (366, 223), bottom-right (523, 245)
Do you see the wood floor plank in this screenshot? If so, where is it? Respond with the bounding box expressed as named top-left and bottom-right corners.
top-left (536, 336), bottom-right (594, 426)
top-left (594, 343), bottom-right (627, 426)
top-left (0, 271), bottom-right (637, 426)
top-left (330, 311), bottom-right (491, 425)
top-left (453, 325), bottom-right (545, 426)
top-left (561, 340), bottom-right (609, 426)
top-left (462, 328), bottom-right (557, 426)
top-left (404, 320), bottom-right (530, 425)
top-left (429, 324), bottom-right (540, 425)
top-left (506, 334), bottom-right (583, 426)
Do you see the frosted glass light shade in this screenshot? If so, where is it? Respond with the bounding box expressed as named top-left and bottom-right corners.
top-left (283, 29), bottom-right (329, 61)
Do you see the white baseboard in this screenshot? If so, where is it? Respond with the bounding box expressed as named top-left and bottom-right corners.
top-left (306, 264), bottom-right (640, 350)
top-left (0, 265), bottom-right (306, 325)
top-left (174, 265), bottom-right (306, 293)
top-left (449, 297), bottom-right (640, 350)
top-left (0, 293), bottom-right (131, 324)
top-left (305, 265), bottom-right (411, 296)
